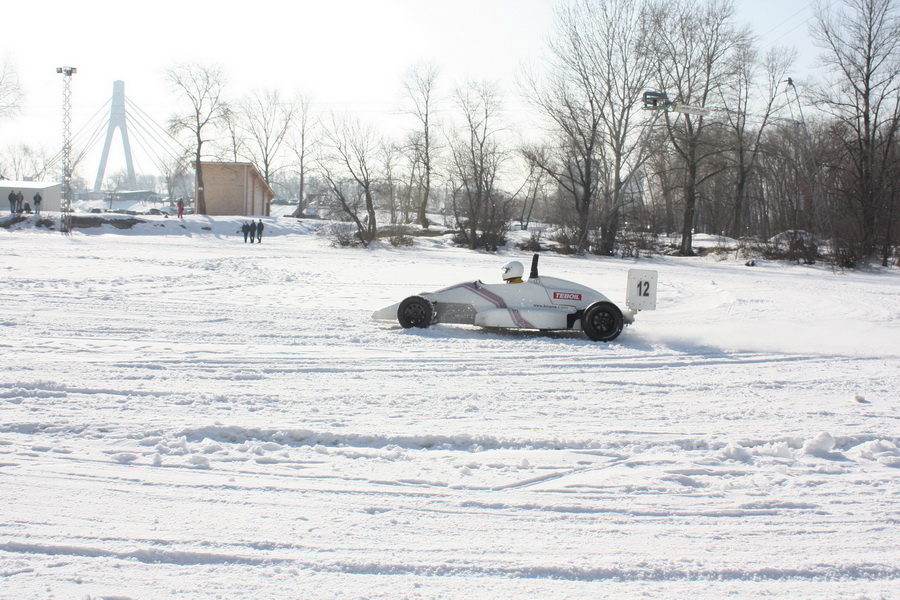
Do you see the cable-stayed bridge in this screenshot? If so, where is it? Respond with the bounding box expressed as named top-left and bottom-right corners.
top-left (45, 80), bottom-right (189, 194)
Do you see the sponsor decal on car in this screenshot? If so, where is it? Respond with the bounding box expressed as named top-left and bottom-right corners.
top-left (553, 291), bottom-right (583, 301)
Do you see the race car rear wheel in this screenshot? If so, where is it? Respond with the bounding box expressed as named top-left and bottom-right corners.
top-left (582, 301), bottom-right (624, 342)
top-left (398, 296), bottom-right (434, 328)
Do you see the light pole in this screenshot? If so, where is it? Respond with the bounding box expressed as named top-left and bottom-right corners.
top-left (57, 66), bottom-right (76, 231)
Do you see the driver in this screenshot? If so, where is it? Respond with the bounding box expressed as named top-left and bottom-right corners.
top-left (502, 261), bottom-right (524, 283)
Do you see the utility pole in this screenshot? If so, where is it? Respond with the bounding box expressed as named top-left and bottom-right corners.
top-left (57, 66), bottom-right (76, 232)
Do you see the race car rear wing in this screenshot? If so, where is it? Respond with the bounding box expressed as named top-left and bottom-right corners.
top-left (626, 269), bottom-right (658, 311)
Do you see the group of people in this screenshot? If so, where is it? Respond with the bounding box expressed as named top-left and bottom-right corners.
top-left (7, 190), bottom-right (41, 215)
top-left (241, 219), bottom-right (265, 243)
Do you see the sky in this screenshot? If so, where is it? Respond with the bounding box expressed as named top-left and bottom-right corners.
top-left (1, 0), bottom-right (828, 184)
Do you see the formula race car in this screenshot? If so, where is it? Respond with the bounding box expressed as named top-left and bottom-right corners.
top-left (372, 254), bottom-right (657, 342)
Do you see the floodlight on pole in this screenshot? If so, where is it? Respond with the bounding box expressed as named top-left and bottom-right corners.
top-left (57, 66), bottom-right (77, 230)
top-left (642, 90), bottom-right (711, 117)
top-left (642, 90), bottom-right (670, 110)
top-left (670, 103), bottom-right (711, 117)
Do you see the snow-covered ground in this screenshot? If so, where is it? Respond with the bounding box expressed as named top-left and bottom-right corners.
top-left (1, 214), bottom-right (898, 599)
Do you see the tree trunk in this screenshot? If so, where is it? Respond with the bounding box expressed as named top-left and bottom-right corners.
top-left (365, 191), bottom-right (377, 242)
top-left (195, 147), bottom-right (206, 215)
top-left (680, 163), bottom-right (697, 256)
top-left (417, 158), bottom-right (431, 228)
top-left (730, 171), bottom-right (748, 239)
top-left (575, 185), bottom-right (593, 253)
top-left (599, 208), bottom-right (619, 256)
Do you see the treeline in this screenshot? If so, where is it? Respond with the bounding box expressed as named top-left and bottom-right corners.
top-left (3, 0), bottom-right (896, 267)
top-left (270, 0), bottom-right (894, 267)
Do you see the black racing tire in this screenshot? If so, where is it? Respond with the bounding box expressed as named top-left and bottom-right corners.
top-left (582, 301), bottom-right (624, 342)
top-left (397, 296), bottom-right (434, 329)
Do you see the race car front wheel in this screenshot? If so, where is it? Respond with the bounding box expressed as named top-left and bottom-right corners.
top-left (398, 296), bottom-right (434, 328)
top-left (582, 301), bottom-right (624, 342)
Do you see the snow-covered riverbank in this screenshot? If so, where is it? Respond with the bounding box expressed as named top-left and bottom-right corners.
top-left (2, 215), bottom-right (897, 599)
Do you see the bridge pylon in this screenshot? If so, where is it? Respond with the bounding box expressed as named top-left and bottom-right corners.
top-left (94, 80), bottom-right (137, 192)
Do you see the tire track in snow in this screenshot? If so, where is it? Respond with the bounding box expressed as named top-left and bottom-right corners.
top-left (4, 540), bottom-right (896, 583)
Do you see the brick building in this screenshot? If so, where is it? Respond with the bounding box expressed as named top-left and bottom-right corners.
top-left (196, 162), bottom-right (274, 216)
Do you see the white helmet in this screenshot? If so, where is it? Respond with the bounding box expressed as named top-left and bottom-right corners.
top-left (502, 261), bottom-right (524, 281)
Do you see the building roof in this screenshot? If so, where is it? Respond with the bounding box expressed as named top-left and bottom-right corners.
top-left (0, 180), bottom-right (61, 190)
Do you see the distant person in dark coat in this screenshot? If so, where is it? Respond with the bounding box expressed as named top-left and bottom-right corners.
top-left (256, 219), bottom-right (264, 243)
top-left (249, 219), bottom-right (258, 243)
top-left (33, 192), bottom-right (42, 214)
top-left (241, 221), bottom-right (250, 243)
top-left (16, 191), bottom-right (24, 213)
top-left (7, 190), bottom-right (14, 214)
top-left (176, 198), bottom-right (184, 219)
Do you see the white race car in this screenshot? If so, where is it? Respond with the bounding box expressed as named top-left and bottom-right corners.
top-left (372, 254), bottom-right (657, 342)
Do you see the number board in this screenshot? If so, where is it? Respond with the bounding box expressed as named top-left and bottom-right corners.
top-left (626, 269), bottom-right (658, 311)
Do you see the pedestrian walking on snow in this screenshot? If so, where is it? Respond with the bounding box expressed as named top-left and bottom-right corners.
top-left (7, 190), bottom-right (14, 214)
top-left (16, 191), bottom-right (23, 213)
top-left (33, 192), bottom-right (42, 215)
top-left (256, 219), bottom-right (264, 243)
top-left (249, 220), bottom-right (258, 243)
top-left (241, 221), bottom-right (250, 243)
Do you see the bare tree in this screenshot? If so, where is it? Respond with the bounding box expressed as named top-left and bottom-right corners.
top-left (403, 63), bottom-right (441, 228)
top-left (0, 143), bottom-right (51, 180)
top-left (646, 0), bottom-right (750, 255)
top-left (400, 130), bottom-right (427, 223)
top-left (288, 95), bottom-right (316, 218)
top-left (0, 55), bottom-right (22, 122)
top-left (167, 63), bottom-right (228, 215)
top-left (522, 0), bottom-right (656, 254)
top-left (719, 45), bottom-right (795, 238)
top-left (319, 115), bottom-right (381, 244)
top-left (517, 161), bottom-right (548, 231)
top-left (239, 88), bottom-right (297, 185)
top-left (216, 106), bottom-right (246, 163)
top-left (811, 0), bottom-right (900, 264)
top-left (159, 148), bottom-right (194, 206)
top-left (379, 139), bottom-right (405, 225)
top-left (447, 80), bottom-right (509, 250)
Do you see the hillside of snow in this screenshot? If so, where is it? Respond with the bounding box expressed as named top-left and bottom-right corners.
top-left (1, 214), bottom-right (898, 599)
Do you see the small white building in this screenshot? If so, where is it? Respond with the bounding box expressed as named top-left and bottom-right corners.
top-left (1, 180), bottom-right (62, 213)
